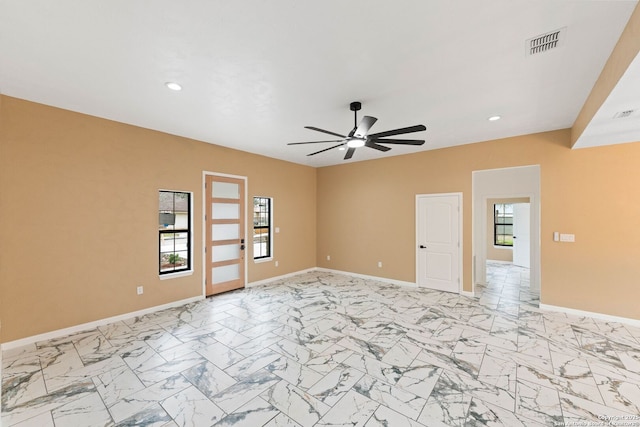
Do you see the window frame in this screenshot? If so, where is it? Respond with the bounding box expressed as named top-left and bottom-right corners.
top-left (493, 203), bottom-right (514, 247)
top-left (159, 190), bottom-right (193, 277)
top-left (253, 196), bottom-right (273, 262)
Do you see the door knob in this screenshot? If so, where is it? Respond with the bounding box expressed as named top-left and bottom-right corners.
top-left (419, 245), bottom-right (426, 249)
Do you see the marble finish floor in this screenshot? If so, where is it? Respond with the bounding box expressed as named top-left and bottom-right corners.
top-left (3, 266), bottom-right (640, 426)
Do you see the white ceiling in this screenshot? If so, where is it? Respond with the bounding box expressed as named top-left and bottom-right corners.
top-left (1, 0), bottom-right (638, 167)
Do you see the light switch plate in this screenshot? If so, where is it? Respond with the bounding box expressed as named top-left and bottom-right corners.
top-left (560, 233), bottom-right (575, 242)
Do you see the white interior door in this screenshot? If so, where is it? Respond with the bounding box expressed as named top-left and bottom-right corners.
top-left (417, 194), bottom-right (461, 293)
top-left (512, 203), bottom-right (530, 268)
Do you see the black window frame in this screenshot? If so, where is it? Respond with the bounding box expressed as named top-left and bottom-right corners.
top-left (494, 203), bottom-right (514, 247)
top-left (159, 191), bottom-right (191, 275)
top-left (253, 196), bottom-right (272, 260)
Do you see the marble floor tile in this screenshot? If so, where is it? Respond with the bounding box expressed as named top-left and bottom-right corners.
top-left (1, 381), bottom-right (96, 426)
top-left (214, 396), bottom-right (279, 427)
top-left (50, 391), bottom-right (112, 427)
top-left (8, 410), bottom-right (55, 427)
top-left (265, 356), bottom-right (324, 391)
top-left (307, 365), bottom-right (364, 406)
top-left (107, 373), bottom-right (192, 423)
top-left (304, 344), bottom-right (354, 375)
top-left (316, 390), bottom-right (378, 427)
top-left (355, 375), bottom-right (426, 421)
top-left (181, 360), bottom-right (237, 399)
top-left (211, 369), bottom-right (280, 414)
top-left (395, 361), bottom-right (441, 400)
top-left (92, 363), bottom-right (145, 408)
top-left (465, 398), bottom-right (546, 427)
top-left (344, 352), bottom-right (404, 385)
top-left (515, 379), bottom-right (563, 425)
top-left (3, 265), bottom-right (638, 427)
top-left (261, 380), bottom-right (330, 427)
top-left (115, 405), bottom-right (173, 426)
top-left (477, 353), bottom-right (517, 393)
top-left (418, 387), bottom-right (472, 427)
top-left (160, 385), bottom-right (225, 427)
top-left (196, 341), bottom-right (245, 369)
top-left (365, 404), bottom-right (424, 427)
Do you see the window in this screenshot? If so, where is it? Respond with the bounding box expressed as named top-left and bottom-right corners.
top-left (159, 191), bottom-right (191, 275)
top-left (494, 203), bottom-right (513, 246)
top-left (253, 197), bottom-right (272, 260)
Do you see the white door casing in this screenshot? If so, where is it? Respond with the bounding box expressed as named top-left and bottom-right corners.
top-left (512, 203), bottom-right (531, 268)
top-left (416, 193), bottom-right (462, 293)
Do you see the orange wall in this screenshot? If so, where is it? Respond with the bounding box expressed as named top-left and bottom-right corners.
top-left (3, 95), bottom-right (640, 344)
top-left (0, 96), bottom-right (317, 342)
top-left (317, 130), bottom-right (640, 320)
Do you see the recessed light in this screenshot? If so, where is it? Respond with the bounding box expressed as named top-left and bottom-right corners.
top-left (488, 115), bottom-right (501, 121)
top-left (338, 146), bottom-right (346, 151)
top-left (165, 82), bottom-right (182, 91)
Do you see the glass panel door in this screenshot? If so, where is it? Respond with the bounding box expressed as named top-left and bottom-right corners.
top-left (205, 175), bottom-right (246, 296)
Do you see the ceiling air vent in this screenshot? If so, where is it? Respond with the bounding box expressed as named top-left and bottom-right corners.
top-left (613, 110), bottom-right (635, 119)
top-left (527, 28), bottom-right (566, 56)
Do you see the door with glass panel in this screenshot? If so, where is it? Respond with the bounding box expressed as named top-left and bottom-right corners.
top-left (205, 174), bottom-right (246, 296)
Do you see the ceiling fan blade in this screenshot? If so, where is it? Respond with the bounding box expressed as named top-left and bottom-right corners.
top-left (371, 138), bottom-right (425, 146)
top-left (307, 143), bottom-right (345, 156)
top-left (365, 141), bottom-right (392, 152)
top-left (368, 124), bottom-right (426, 139)
top-left (344, 147), bottom-right (356, 160)
top-left (354, 116), bottom-right (378, 138)
top-left (304, 126), bottom-right (346, 139)
top-left (288, 139), bottom-right (345, 145)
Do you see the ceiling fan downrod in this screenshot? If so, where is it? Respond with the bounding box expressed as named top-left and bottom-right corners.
top-left (350, 101), bottom-right (361, 129)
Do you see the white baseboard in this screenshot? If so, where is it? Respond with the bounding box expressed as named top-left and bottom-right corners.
top-left (540, 303), bottom-right (640, 328)
top-left (1, 295), bottom-right (204, 351)
top-left (316, 268), bottom-right (417, 288)
top-left (247, 268), bottom-right (317, 287)
top-left (460, 290), bottom-right (475, 297)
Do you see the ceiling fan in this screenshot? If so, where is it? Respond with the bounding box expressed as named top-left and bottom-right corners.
top-left (288, 102), bottom-right (426, 160)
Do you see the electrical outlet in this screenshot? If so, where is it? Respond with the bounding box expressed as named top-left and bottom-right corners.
top-left (137, 286), bottom-right (143, 295)
top-left (327, 255), bottom-right (331, 261)
top-left (275, 260), bottom-right (279, 267)
top-left (378, 261), bottom-right (382, 268)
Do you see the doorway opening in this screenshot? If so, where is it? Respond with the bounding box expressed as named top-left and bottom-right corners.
top-left (472, 165), bottom-right (541, 296)
top-left (478, 260), bottom-right (539, 309)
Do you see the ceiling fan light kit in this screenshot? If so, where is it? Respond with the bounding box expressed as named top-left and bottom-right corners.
top-left (288, 101), bottom-right (427, 160)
